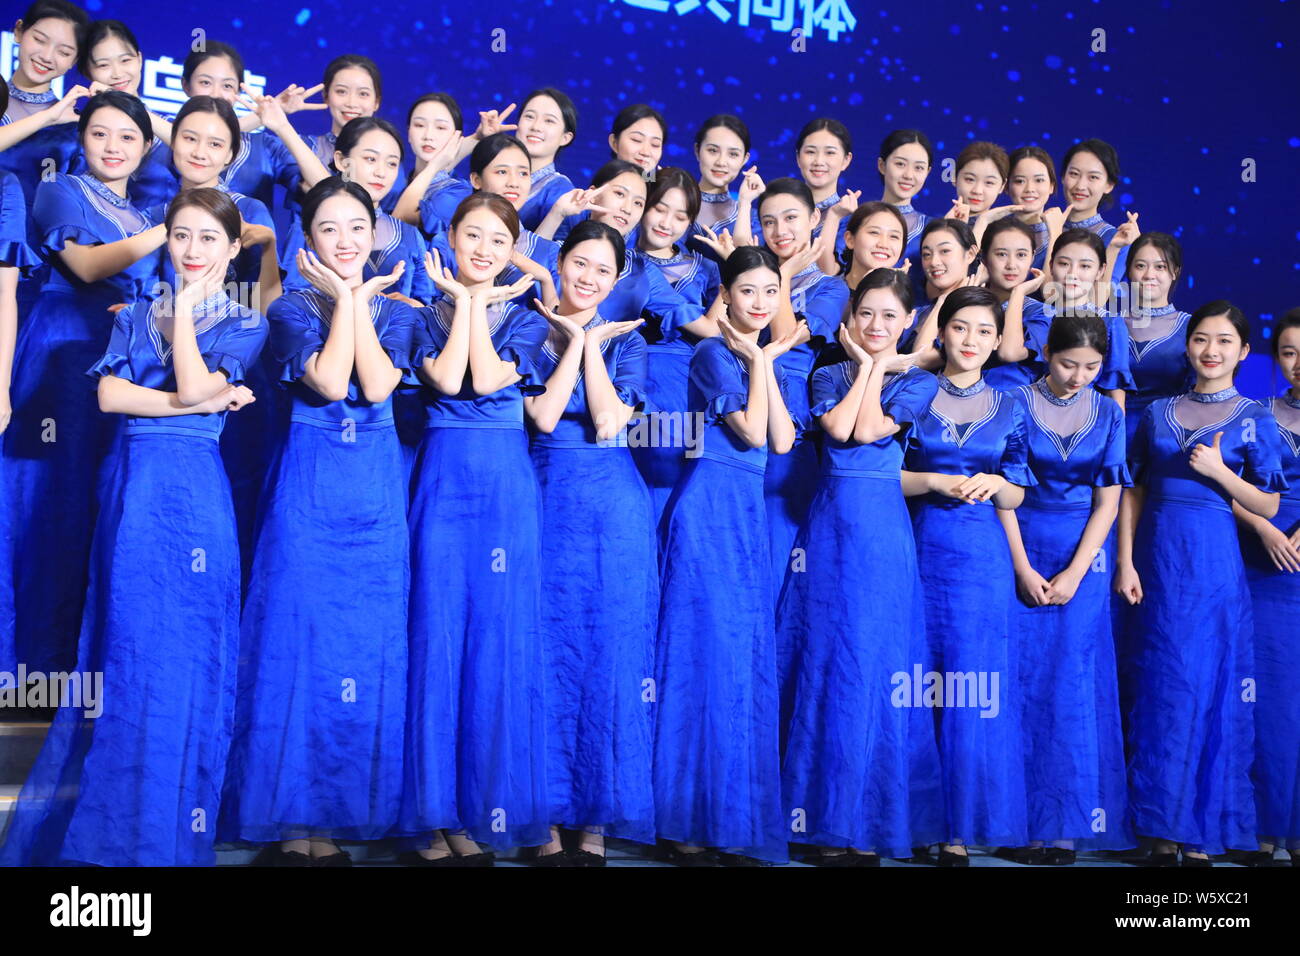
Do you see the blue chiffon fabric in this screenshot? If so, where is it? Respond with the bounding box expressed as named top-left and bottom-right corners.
top-left (528, 317), bottom-right (657, 843)
top-left (218, 290), bottom-right (415, 843)
top-left (0, 292), bottom-right (267, 866)
top-left (1122, 306), bottom-right (1192, 445)
top-left (777, 363), bottom-right (945, 855)
top-left (1121, 394), bottom-right (1288, 853)
top-left (904, 380), bottom-right (1037, 846)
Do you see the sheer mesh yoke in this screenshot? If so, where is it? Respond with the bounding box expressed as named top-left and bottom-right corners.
top-left (1025, 379), bottom-right (1095, 439)
top-left (1126, 309), bottom-right (1185, 344)
top-left (932, 386), bottom-right (994, 427)
top-left (1272, 396), bottom-right (1300, 438)
top-left (1169, 393), bottom-right (1251, 432)
top-left (651, 254), bottom-right (696, 285)
top-left (696, 195), bottom-right (738, 232)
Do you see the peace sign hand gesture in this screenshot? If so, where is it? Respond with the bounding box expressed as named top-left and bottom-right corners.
top-left (274, 82), bottom-right (328, 115)
top-left (474, 102), bottom-right (518, 139)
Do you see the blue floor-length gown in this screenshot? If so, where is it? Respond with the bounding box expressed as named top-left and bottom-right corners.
top-left (777, 361), bottom-right (945, 855)
top-left (400, 296), bottom-right (551, 849)
top-left (653, 335), bottom-right (799, 862)
top-left (217, 289), bottom-right (415, 844)
top-left (2, 172), bottom-right (162, 674)
top-left (0, 290), bottom-right (267, 866)
top-left (1241, 394), bottom-right (1300, 848)
top-left (904, 374), bottom-right (1037, 846)
top-left (529, 317), bottom-right (657, 843)
top-left (1008, 379), bottom-right (1135, 849)
top-left (1123, 389), bottom-right (1288, 853)
top-left (1122, 304), bottom-right (1192, 446)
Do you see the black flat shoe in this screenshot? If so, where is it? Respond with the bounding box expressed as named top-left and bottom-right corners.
top-left (396, 850), bottom-right (461, 867)
top-left (714, 851), bottom-right (768, 867)
top-left (851, 853), bottom-right (881, 868)
top-left (255, 845), bottom-right (312, 867)
top-left (993, 846), bottom-right (1045, 865)
top-left (1225, 849), bottom-right (1275, 868)
top-left (1181, 855), bottom-right (1212, 868)
top-left (936, 849), bottom-right (969, 867)
top-left (568, 848), bottom-right (607, 867)
top-left (530, 848), bottom-right (572, 867)
top-left (807, 851), bottom-right (859, 867)
top-left (656, 844), bottom-right (718, 867)
top-left (454, 850), bottom-right (496, 867)
top-left (312, 849), bottom-right (353, 867)
top-left (1040, 848), bottom-right (1076, 866)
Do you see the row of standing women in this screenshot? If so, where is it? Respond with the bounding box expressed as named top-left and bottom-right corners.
top-left (0, 2), bottom-right (1295, 866)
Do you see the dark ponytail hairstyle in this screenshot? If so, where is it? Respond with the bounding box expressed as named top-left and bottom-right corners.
top-left (181, 40), bottom-right (244, 92)
top-left (469, 132), bottom-right (531, 179)
top-left (19, 0), bottom-right (89, 55)
top-left (1051, 227), bottom-right (1108, 267)
top-left (694, 113), bottom-right (750, 154)
top-left (522, 87), bottom-right (578, 155)
top-left (323, 53), bottom-right (382, 102)
top-left (77, 19), bottom-right (139, 78)
top-left (1045, 313), bottom-right (1108, 357)
top-left (1007, 145), bottom-right (1057, 194)
top-left (1187, 300), bottom-right (1250, 345)
top-left (838, 201), bottom-right (908, 275)
top-left (77, 89), bottom-right (153, 148)
top-left (559, 218), bottom-right (626, 275)
top-left (334, 116), bottom-right (405, 168)
top-left (1062, 138), bottom-right (1121, 210)
top-left (1273, 307), bottom-right (1300, 359)
top-left (720, 245), bottom-right (782, 290)
top-left (757, 176), bottom-right (816, 216)
top-left (406, 92), bottom-right (463, 132)
top-left (172, 95), bottom-right (241, 160)
top-left (645, 167), bottom-right (701, 223)
top-left (609, 103), bottom-right (667, 152)
top-left (849, 266), bottom-right (914, 316)
top-left (1125, 232), bottom-right (1182, 285)
top-left (590, 158), bottom-right (644, 190)
top-left (164, 185), bottom-right (242, 242)
top-left (920, 217), bottom-right (977, 254)
top-left (937, 285), bottom-right (1004, 335)
top-left (979, 216), bottom-right (1036, 260)
top-left (877, 129), bottom-right (934, 183)
top-left (796, 117), bottom-right (851, 155)
top-left (301, 176), bottom-right (377, 234)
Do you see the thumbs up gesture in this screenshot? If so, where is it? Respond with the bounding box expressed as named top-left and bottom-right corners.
top-left (1188, 430), bottom-right (1228, 478)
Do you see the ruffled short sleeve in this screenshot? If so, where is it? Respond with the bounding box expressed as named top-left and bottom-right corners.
top-left (610, 329), bottom-right (648, 411)
top-left (1241, 407), bottom-right (1291, 494)
top-left (1095, 313), bottom-right (1136, 392)
top-left (690, 337), bottom-right (748, 421)
top-left (809, 363), bottom-right (850, 419)
top-left (267, 293), bottom-right (326, 384)
top-left (207, 307), bottom-right (270, 385)
top-left (643, 262), bottom-right (703, 344)
top-left (33, 175), bottom-right (99, 254)
top-left (495, 304), bottom-right (548, 395)
top-left (0, 171), bottom-right (37, 272)
top-left (794, 273), bottom-right (850, 349)
top-left (883, 368), bottom-right (940, 440)
top-left (376, 298), bottom-right (419, 374)
top-left (999, 397), bottom-right (1039, 488)
top-left (86, 302), bottom-right (137, 381)
top-left (1093, 397), bottom-right (1133, 487)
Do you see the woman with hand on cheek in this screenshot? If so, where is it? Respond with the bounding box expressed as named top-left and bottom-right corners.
top-left (0, 188), bottom-right (268, 866)
top-left (981, 218), bottom-right (1048, 392)
top-left (688, 113), bottom-right (750, 259)
top-left (219, 178), bottom-right (416, 867)
top-left (1115, 302), bottom-right (1287, 866)
top-left (900, 286), bottom-right (1037, 866)
top-left (524, 220), bottom-right (657, 865)
top-left (653, 246), bottom-right (802, 866)
top-left (390, 93), bottom-right (470, 240)
top-left (996, 314), bottom-right (1133, 865)
top-left (1237, 308), bottom-right (1300, 867)
top-left (778, 268), bottom-right (944, 866)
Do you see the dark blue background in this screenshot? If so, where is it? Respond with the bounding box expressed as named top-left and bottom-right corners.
top-left (76, 0), bottom-right (1299, 396)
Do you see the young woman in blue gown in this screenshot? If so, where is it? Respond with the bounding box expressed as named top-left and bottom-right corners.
top-left (1237, 308), bottom-right (1300, 866)
top-left (399, 193), bottom-right (546, 865)
top-left (628, 167), bottom-right (720, 521)
top-left (4, 90), bottom-right (166, 675)
top-left (980, 217), bottom-right (1049, 392)
top-left (514, 87), bottom-right (577, 233)
top-left (822, 203), bottom-right (908, 313)
top-left (1119, 232), bottom-right (1191, 445)
top-left (1060, 138), bottom-right (1131, 280)
top-left (219, 178), bottom-right (415, 867)
top-left (876, 129), bottom-right (935, 268)
top-left (523, 220), bottom-right (658, 865)
top-left (653, 245), bottom-right (803, 866)
top-left (792, 118), bottom-right (854, 257)
top-left (899, 218), bottom-right (978, 372)
top-left (1114, 301), bottom-right (1288, 866)
top-left (0, 187), bottom-right (267, 865)
top-left (607, 103), bottom-right (666, 176)
top-left (996, 314), bottom-right (1134, 865)
top-left (949, 141), bottom-right (1010, 244)
top-left (777, 267), bottom-right (944, 865)
top-left (751, 177), bottom-right (850, 598)
top-left (900, 285), bottom-right (1037, 865)
top-left (689, 114), bottom-right (750, 257)
top-left (390, 93), bottom-right (469, 241)
top-left (1005, 146), bottom-right (1058, 271)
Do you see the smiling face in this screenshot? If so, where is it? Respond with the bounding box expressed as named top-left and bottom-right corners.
top-left (1187, 314), bottom-right (1248, 385)
top-left (1061, 150), bottom-right (1114, 215)
top-left (408, 99), bottom-right (457, 165)
top-left (14, 17), bottom-right (78, 88)
top-left (335, 128), bottom-right (402, 205)
top-left (1045, 345), bottom-right (1104, 396)
top-left (326, 66), bottom-right (378, 134)
top-left (168, 204), bottom-right (239, 285)
top-left (640, 186), bottom-right (691, 252)
top-left (307, 192), bottom-right (375, 280)
top-left (1128, 243), bottom-right (1176, 308)
top-left (920, 229), bottom-right (975, 293)
top-left (172, 112), bottom-right (236, 187)
top-left (759, 195), bottom-right (817, 262)
top-left (956, 157), bottom-right (1004, 214)
top-left (517, 94), bottom-right (573, 165)
top-left (81, 105), bottom-right (147, 184)
top-left (849, 287), bottom-right (910, 356)
top-left (1276, 326), bottom-right (1300, 391)
top-left (723, 266), bottom-right (781, 334)
top-left (878, 141), bottom-right (930, 203)
top-left (559, 238), bottom-right (619, 312)
top-left (609, 117), bottom-right (663, 173)
top-left (695, 125), bottom-right (748, 191)
top-left (797, 129), bottom-right (851, 192)
top-left (1050, 240), bottom-right (1101, 304)
top-left (1007, 156), bottom-right (1051, 214)
top-left (450, 206), bottom-right (515, 284)
top-left (985, 229), bottom-right (1034, 293)
top-left (470, 144), bottom-right (532, 210)
top-left (184, 54), bottom-right (240, 103)
top-left (86, 34), bottom-right (142, 94)
top-left (592, 171), bottom-right (646, 237)
top-left (845, 210), bottom-right (905, 271)
top-left (943, 306), bottom-right (1002, 373)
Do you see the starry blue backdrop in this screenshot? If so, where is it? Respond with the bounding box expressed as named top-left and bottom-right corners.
top-left (77, 0), bottom-right (1299, 396)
